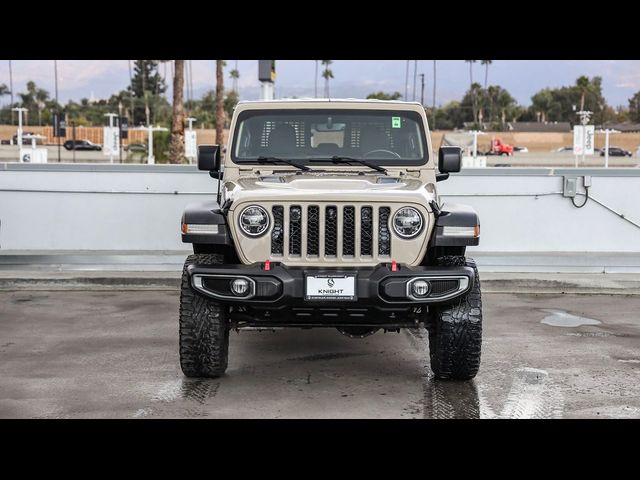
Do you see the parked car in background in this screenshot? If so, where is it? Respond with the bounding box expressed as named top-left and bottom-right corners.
top-left (513, 146), bottom-right (529, 153)
top-left (600, 147), bottom-right (632, 157)
top-left (12, 132), bottom-right (43, 145)
top-left (553, 146), bottom-right (574, 153)
top-left (63, 139), bottom-right (102, 151)
top-left (125, 143), bottom-right (147, 152)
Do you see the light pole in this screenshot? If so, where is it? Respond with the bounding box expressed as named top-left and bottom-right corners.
top-left (314, 60), bottom-right (318, 98)
top-left (432, 60), bottom-right (437, 130)
top-left (104, 113), bottom-right (118, 164)
top-left (412, 60), bottom-right (418, 101)
top-left (54, 60), bottom-right (61, 163)
top-left (404, 60), bottom-right (409, 100)
top-left (419, 73), bottom-right (425, 106)
top-left (9, 60), bottom-right (14, 125)
top-left (597, 128), bottom-right (619, 169)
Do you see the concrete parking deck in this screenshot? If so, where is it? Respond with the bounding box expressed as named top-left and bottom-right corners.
top-left (1, 290), bottom-right (638, 419)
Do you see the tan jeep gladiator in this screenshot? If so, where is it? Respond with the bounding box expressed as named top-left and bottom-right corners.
top-left (180, 99), bottom-right (482, 380)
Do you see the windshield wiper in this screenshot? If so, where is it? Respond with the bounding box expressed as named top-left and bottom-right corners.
top-left (248, 156), bottom-right (310, 171)
top-left (309, 156), bottom-right (388, 175)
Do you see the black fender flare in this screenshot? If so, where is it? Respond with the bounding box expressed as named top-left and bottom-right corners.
top-left (430, 202), bottom-right (480, 247)
top-left (181, 201), bottom-right (232, 245)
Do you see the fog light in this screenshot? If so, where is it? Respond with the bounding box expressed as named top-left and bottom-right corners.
top-left (411, 280), bottom-right (430, 297)
top-left (230, 278), bottom-right (250, 296)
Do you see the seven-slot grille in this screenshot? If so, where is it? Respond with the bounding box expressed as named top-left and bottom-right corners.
top-left (271, 204), bottom-right (392, 260)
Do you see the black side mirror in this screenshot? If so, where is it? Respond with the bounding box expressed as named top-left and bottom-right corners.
top-left (438, 146), bottom-right (462, 173)
top-left (198, 145), bottom-right (221, 172)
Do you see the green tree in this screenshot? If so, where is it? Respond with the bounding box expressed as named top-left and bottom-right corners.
top-left (465, 60), bottom-right (478, 123)
top-left (628, 91), bottom-right (640, 122)
top-left (224, 90), bottom-right (239, 125)
top-left (366, 91), bottom-right (402, 100)
top-left (128, 60), bottom-right (167, 126)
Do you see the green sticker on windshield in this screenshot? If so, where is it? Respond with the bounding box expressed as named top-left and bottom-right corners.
top-left (392, 117), bottom-right (401, 128)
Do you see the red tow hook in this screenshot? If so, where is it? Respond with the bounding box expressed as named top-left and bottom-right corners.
top-left (263, 260), bottom-right (271, 271)
top-left (391, 260), bottom-right (398, 272)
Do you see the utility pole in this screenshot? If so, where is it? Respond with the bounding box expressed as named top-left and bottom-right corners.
top-left (412, 60), bottom-right (418, 101)
top-left (314, 60), bottom-right (318, 98)
top-left (54, 60), bottom-right (61, 162)
top-left (419, 73), bottom-right (425, 106)
top-left (432, 60), bottom-right (437, 130)
top-left (8, 60), bottom-right (14, 125)
top-left (404, 60), bottom-right (409, 100)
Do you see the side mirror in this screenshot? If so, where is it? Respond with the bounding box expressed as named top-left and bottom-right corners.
top-left (198, 145), bottom-right (221, 172)
top-left (438, 146), bottom-right (462, 173)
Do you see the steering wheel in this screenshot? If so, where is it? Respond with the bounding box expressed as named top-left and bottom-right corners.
top-left (363, 149), bottom-right (401, 159)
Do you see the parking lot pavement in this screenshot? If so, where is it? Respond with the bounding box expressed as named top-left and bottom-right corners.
top-left (0, 290), bottom-right (639, 419)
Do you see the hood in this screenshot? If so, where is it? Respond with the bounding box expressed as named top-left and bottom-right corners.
top-left (224, 172), bottom-right (436, 205)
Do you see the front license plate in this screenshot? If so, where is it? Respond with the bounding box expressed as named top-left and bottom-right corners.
top-left (305, 274), bottom-right (356, 301)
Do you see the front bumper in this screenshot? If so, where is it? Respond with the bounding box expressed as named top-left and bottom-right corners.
top-left (187, 262), bottom-right (474, 308)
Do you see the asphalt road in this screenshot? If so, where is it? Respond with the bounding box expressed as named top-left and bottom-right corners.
top-left (1, 290), bottom-right (639, 419)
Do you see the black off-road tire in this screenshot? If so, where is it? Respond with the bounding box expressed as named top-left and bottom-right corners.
top-left (179, 254), bottom-right (229, 378)
top-left (428, 256), bottom-right (482, 380)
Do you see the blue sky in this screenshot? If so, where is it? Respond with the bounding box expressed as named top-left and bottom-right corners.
top-left (1, 60), bottom-right (639, 108)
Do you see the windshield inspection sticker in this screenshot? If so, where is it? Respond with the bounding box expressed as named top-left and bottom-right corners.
top-left (392, 117), bottom-right (401, 128)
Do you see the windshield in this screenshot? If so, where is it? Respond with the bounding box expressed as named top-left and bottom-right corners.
top-left (231, 109), bottom-right (428, 166)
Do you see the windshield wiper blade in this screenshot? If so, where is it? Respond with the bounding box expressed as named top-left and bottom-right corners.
top-left (309, 156), bottom-right (388, 174)
top-left (251, 156), bottom-right (310, 171)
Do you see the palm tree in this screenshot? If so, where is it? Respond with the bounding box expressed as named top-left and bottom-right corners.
top-left (576, 75), bottom-right (590, 111)
top-left (215, 60), bottom-right (225, 145)
top-left (465, 61), bottom-right (478, 125)
top-left (321, 60), bottom-right (334, 98)
top-left (229, 61), bottom-right (240, 94)
top-left (0, 83), bottom-right (9, 98)
top-left (169, 60), bottom-right (185, 164)
top-left (481, 60), bottom-right (492, 89)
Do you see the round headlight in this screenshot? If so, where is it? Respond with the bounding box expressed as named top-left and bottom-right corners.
top-left (392, 207), bottom-right (423, 238)
top-left (239, 205), bottom-right (270, 236)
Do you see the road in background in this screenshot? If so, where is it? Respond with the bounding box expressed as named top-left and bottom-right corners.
top-left (1, 290), bottom-right (638, 419)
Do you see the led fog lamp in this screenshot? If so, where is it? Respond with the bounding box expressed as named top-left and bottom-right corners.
top-left (392, 207), bottom-right (423, 238)
top-left (230, 278), bottom-right (250, 296)
top-left (411, 280), bottom-right (430, 297)
top-left (239, 205), bottom-right (270, 236)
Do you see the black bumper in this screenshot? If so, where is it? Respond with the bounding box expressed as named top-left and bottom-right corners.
top-left (187, 262), bottom-right (475, 309)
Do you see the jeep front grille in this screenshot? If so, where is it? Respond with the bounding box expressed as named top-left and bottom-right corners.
top-left (270, 204), bottom-right (392, 261)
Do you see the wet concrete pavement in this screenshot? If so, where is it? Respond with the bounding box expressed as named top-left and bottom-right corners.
top-left (1, 291), bottom-right (639, 419)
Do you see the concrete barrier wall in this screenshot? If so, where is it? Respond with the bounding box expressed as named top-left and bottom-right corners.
top-left (1, 163), bottom-right (639, 254)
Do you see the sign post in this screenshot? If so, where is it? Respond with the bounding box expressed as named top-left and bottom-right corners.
top-left (574, 110), bottom-right (593, 167)
top-left (103, 113), bottom-right (119, 163)
top-left (53, 112), bottom-right (66, 163)
top-left (185, 117), bottom-right (197, 163)
top-left (12, 107), bottom-right (28, 151)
